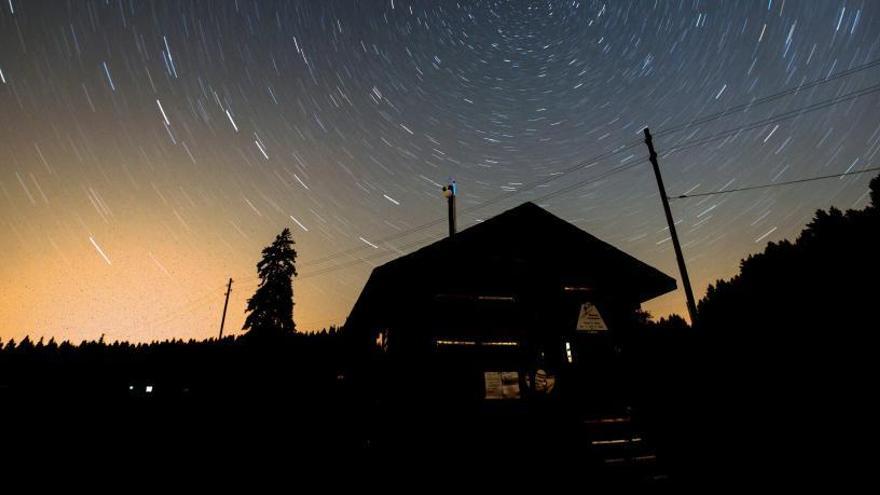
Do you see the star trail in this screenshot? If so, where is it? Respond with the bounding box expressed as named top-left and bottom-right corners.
top-left (1, 0), bottom-right (878, 343)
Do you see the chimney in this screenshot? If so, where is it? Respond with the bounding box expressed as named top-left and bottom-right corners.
top-left (442, 180), bottom-right (457, 238)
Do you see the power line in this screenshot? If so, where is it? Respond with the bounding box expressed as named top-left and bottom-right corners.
top-left (671, 166), bottom-right (880, 200)
top-left (298, 82), bottom-right (880, 280)
top-left (528, 159), bottom-right (649, 203)
top-left (299, 60), bottom-right (880, 269)
top-left (115, 275), bottom-right (261, 340)
top-left (299, 234), bottom-right (440, 279)
top-left (652, 57), bottom-right (880, 140)
top-left (298, 160), bottom-right (651, 280)
top-left (660, 83), bottom-right (880, 158)
top-left (299, 140), bottom-right (642, 268)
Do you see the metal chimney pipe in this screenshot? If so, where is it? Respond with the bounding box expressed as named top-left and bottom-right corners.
top-left (442, 180), bottom-right (457, 238)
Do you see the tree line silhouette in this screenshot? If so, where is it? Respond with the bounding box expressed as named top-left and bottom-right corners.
top-left (620, 173), bottom-right (880, 485)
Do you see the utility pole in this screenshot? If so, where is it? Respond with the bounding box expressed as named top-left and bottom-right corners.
top-left (643, 128), bottom-right (699, 326)
top-left (219, 278), bottom-right (233, 340)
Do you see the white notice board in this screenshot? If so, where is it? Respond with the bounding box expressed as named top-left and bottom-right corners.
top-left (484, 371), bottom-right (521, 400)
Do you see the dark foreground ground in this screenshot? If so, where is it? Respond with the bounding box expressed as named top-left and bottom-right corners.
top-left (6, 387), bottom-right (667, 487)
top-left (1, 336), bottom-right (678, 486)
top-left (1, 324), bottom-right (872, 487)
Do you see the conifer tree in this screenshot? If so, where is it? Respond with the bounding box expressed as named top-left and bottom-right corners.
top-left (243, 228), bottom-right (298, 338)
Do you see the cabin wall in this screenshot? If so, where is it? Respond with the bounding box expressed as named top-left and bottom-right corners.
top-left (358, 286), bottom-right (642, 417)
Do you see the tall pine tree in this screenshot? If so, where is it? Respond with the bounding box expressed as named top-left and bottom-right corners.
top-left (243, 228), bottom-right (297, 338)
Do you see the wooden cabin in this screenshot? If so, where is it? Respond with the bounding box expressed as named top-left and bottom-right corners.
top-left (344, 202), bottom-right (676, 445)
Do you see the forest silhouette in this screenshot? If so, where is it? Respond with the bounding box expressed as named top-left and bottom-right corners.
top-left (2, 174), bottom-right (877, 482)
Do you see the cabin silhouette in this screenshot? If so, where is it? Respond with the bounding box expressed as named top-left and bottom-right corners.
top-left (346, 202), bottom-right (676, 426)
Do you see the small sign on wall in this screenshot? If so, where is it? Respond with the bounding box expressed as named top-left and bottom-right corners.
top-left (576, 302), bottom-right (608, 332)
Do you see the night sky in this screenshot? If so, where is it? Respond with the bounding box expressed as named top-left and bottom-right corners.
top-left (1, 0), bottom-right (878, 343)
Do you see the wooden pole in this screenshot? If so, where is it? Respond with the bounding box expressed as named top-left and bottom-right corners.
top-left (219, 278), bottom-right (233, 339)
top-left (644, 128), bottom-right (699, 326)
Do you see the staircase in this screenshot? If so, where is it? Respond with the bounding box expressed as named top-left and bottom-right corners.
top-left (580, 411), bottom-right (669, 486)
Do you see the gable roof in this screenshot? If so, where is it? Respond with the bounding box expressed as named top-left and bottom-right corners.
top-left (346, 202), bottom-right (676, 328)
